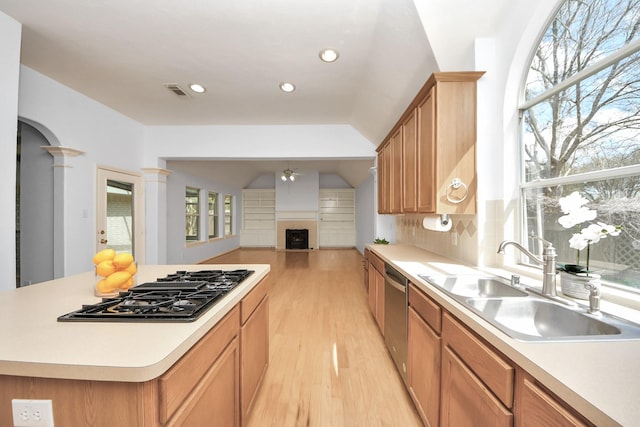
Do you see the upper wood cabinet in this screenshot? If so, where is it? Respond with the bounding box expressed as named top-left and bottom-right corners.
top-left (390, 128), bottom-right (404, 214)
top-left (403, 109), bottom-right (418, 213)
top-left (377, 142), bottom-right (391, 214)
top-left (377, 71), bottom-right (484, 215)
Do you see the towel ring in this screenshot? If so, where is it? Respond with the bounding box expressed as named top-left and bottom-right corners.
top-left (446, 178), bottom-right (468, 204)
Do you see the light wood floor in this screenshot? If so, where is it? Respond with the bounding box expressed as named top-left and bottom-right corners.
top-left (206, 249), bottom-right (422, 427)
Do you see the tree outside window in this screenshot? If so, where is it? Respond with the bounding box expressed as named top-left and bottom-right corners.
top-left (521, 0), bottom-right (640, 290)
top-left (185, 187), bottom-right (200, 241)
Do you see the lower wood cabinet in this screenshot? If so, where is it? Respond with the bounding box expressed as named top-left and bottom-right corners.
top-left (240, 277), bottom-right (270, 426)
top-left (404, 283), bottom-right (592, 427)
top-left (160, 306), bottom-right (241, 425)
top-left (441, 346), bottom-right (513, 427)
top-left (440, 312), bottom-right (514, 427)
top-left (367, 251), bottom-right (385, 333)
top-left (408, 284), bottom-right (441, 427)
top-left (0, 277), bottom-right (270, 427)
top-left (516, 371), bottom-right (592, 427)
top-left (165, 336), bottom-right (240, 426)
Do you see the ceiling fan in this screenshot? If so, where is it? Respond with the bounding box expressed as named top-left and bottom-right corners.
top-left (280, 168), bottom-right (300, 182)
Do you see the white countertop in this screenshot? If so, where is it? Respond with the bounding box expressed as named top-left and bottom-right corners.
top-left (0, 264), bottom-right (270, 383)
top-left (368, 243), bottom-right (637, 427)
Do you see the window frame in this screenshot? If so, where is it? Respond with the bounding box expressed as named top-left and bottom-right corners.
top-left (518, 1), bottom-right (640, 299)
top-left (208, 191), bottom-right (219, 240)
top-left (224, 194), bottom-right (233, 237)
top-left (185, 187), bottom-right (201, 242)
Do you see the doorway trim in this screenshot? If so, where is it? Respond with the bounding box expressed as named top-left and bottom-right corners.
top-left (96, 165), bottom-right (145, 263)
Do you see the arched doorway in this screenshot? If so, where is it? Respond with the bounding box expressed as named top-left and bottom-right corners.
top-left (16, 121), bottom-right (54, 286)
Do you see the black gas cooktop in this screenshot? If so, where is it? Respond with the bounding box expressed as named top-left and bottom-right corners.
top-left (58, 269), bottom-right (254, 323)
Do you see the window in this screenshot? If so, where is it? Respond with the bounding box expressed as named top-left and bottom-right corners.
top-left (208, 192), bottom-right (219, 239)
top-left (520, 0), bottom-right (640, 290)
top-left (224, 194), bottom-right (233, 237)
top-left (185, 187), bottom-right (200, 241)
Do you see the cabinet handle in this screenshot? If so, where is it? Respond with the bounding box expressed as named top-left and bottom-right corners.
top-left (446, 178), bottom-right (468, 204)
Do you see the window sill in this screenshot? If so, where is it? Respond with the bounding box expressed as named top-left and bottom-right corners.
top-left (185, 240), bottom-right (206, 248)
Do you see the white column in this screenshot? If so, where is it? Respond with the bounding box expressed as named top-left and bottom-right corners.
top-left (142, 168), bottom-right (171, 264)
top-left (41, 146), bottom-right (84, 278)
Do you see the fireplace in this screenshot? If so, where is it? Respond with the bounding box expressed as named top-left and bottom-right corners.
top-left (286, 229), bottom-right (309, 250)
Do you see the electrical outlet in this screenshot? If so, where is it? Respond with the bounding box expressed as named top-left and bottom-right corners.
top-left (11, 399), bottom-right (54, 427)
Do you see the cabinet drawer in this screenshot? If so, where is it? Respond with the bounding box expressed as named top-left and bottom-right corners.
top-left (409, 283), bottom-right (441, 334)
top-left (241, 276), bottom-right (269, 324)
top-left (443, 312), bottom-right (514, 408)
top-left (517, 372), bottom-right (592, 427)
top-left (368, 251), bottom-right (385, 273)
top-left (159, 306), bottom-right (240, 424)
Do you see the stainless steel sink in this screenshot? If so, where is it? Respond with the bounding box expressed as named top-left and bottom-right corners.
top-left (419, 274), bottom-right (528, 298)
top-left (465, 297), bottom-right (640, 341)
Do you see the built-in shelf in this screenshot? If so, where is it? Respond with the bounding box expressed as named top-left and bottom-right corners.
top-left (240, 190), bottom-right (276, 247)
top-left (319, 189), bottom-right (356, 247)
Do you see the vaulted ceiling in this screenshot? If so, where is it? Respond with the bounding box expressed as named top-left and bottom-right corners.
top-left (0, 0), bottom-right (512, 188)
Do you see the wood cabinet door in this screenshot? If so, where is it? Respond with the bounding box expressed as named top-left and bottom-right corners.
top-left (516, 375), bottom-right (590, 427)
top-left (241, 295), bottom-right (269, 426)
top-left (390, 127), bottom-right (403, 213)
top-left (377, 146), bottom-right (391, 214)
top-left (417, 87), bottom-right (436, 213)
top-left (168, 338), bottom-right (240, 427)
top-left (441, 346), bottom-right (513, 427)
top-left (375, 267), bottom-right (385, 333)
top-left (403, 109), bottom-right (418, 212)
top-left (368, 265), bottom-right (377, 318)
top-left (408, 306), bottom-right (441, 427)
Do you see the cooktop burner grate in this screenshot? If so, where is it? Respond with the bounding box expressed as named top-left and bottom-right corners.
top-left (58, 269), bottom-right (254, 322)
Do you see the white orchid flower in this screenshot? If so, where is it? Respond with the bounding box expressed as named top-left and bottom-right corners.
top-left (558, 206), bottom-right (597, 228)
top-left (557, 192), bottom-right (623, 273)
top-left (569, 233), bottom-right (589, 251)
top-left (558, 191), bottom-right (590, 214)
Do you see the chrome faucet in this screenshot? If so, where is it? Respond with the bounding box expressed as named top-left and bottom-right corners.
top-left (497, 239), bottom-right (558, 297)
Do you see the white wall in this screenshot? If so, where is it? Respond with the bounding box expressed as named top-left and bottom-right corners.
top-left (166, 169), bottom-right (241, 264)
top-left (17, 66), bottom-right (146, 276)
top-left (143, 124), bottom-right (375, 166)
top-left (356, 174), bottom-right (376, 254)
top-left (0, 12), bottom-right (21, 290)
top-left (275, 171), bottom-right (319, 212)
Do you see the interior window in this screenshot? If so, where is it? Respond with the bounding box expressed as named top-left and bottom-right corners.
top-left (520, 0), bottom-right (640, 291)
top-left (224, 194), bottom-right (233, 237)
top-left (185, 187), bottom-right (200, 241)
top-left (208, 191), bottom-right (219, 239)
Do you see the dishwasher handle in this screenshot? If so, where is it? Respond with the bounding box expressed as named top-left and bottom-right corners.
top-left (385, 272), bottom-right (407, 293)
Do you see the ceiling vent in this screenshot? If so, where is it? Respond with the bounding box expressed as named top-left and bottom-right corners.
top-left (164, 84), bottom-right (189, 97)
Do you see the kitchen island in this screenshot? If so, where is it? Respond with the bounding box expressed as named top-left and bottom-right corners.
top-left (0, 263), bottom-right (270, 426)
top-left (369, 243), bottom-right (639, 427)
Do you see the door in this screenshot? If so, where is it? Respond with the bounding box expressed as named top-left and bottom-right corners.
top-left (96, 167), bottom-right (145, 262)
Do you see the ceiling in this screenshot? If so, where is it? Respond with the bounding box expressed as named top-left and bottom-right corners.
top-left (0, 0), bottom-right (510, 188)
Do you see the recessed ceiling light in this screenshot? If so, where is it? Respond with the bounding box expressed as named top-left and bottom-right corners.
top-left (279, 82), bottom-right (296, 93)
top-left (319, 48), bottom-right (339, 63)
top-left (189, 83), bottom-right (206, 93)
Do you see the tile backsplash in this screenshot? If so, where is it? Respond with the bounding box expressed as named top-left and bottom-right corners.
top-left (396, 200), bottom-right (505, 267)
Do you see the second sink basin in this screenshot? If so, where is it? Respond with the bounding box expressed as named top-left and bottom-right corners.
top-left (419, 274), bottom-right (528, 298)
top-left (464, 297), bottom-right (640, 341)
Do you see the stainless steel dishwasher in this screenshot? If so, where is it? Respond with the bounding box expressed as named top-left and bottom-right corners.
top-left (384, 263), bottom-right (408, 384)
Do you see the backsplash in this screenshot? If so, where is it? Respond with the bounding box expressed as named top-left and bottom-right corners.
top-left (396, 200), bottom-right (506, 267)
